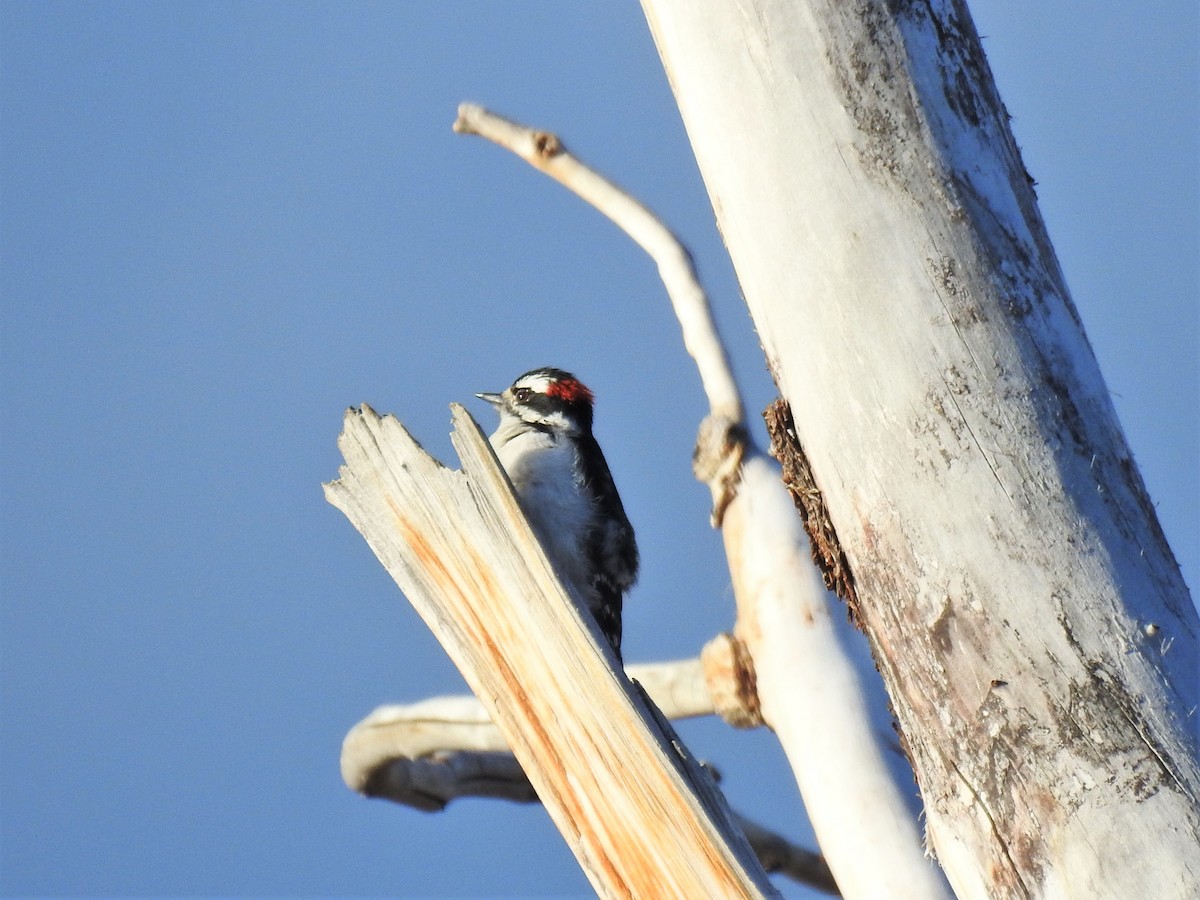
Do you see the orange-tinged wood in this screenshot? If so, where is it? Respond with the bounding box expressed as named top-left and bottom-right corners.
top-left (325, 404), bottom-right (776, 899)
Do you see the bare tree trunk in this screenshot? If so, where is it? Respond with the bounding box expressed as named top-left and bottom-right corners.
top-left (641, 1), bottom-right (1200, 898)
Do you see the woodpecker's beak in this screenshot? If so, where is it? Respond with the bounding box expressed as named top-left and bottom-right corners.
top-left (475, 391), bottom-right (503, 407)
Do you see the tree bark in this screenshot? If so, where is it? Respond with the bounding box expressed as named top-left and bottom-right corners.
top-left (641, 1), bottom-right (1200, 898)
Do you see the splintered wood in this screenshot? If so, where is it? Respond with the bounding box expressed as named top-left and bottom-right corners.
top-left (325, 403), bottom-right (775, 899)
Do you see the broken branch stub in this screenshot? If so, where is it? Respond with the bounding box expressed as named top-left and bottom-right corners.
top-left (324, 403), bottom-right (776, 899)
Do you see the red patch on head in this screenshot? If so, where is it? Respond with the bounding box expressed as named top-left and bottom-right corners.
top-left (546, 377), bottom-right (593, 405)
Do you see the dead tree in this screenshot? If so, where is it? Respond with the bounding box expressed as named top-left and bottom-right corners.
top-left (641, 1), bottom-right (1200, 897)
top-left (330, 3), bottom-right (1198, 896)
top-left (330, 104), bottom-right (952, 897)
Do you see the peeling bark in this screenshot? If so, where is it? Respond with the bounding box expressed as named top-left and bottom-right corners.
top-left (764, 399), bottom-right (860, 623)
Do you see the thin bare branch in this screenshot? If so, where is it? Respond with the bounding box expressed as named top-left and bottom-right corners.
top-left (454, 102), bottom-right (743, 426)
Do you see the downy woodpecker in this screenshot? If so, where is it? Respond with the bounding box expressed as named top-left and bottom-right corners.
top-left (478, 367), bottom-right (638, 661)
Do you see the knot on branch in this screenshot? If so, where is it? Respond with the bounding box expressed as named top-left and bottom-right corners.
top-left (694, 414), bottom-right (748, 526)
top-left (701, 633), bottom-right (763, 729)
top-left (532, 130), bottom-right (562, 159)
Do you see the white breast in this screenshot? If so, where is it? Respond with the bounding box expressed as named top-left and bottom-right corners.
top-left (491, 427), bottom-right (595, 597)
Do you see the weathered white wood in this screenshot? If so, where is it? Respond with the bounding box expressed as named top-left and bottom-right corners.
top-left (641, 1), bottom-right (1200, 897)
top-left (324, 404), bottom-right (776, 899)
top-left (723, 452), bottom-right (952, 899)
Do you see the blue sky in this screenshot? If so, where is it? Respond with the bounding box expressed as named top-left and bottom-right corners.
top-left (1, 3), bottom-right (1195, 898)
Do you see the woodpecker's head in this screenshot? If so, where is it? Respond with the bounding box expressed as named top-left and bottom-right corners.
top-left (477, 367), bottom-right (595, 435)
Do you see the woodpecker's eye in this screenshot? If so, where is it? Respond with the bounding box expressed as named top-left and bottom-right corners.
top-left (513, 387), bottom-right (532, 403)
